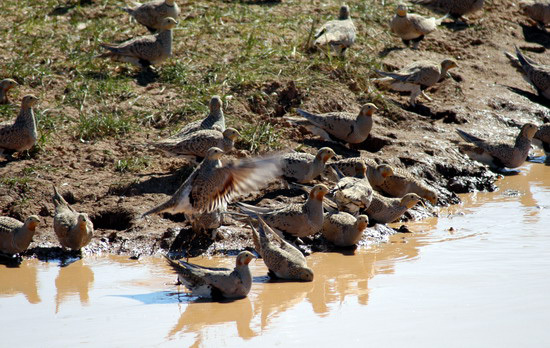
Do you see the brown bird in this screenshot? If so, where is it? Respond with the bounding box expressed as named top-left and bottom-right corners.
top-left (53, 186), bottom-right (94, 251)
top-left (0, 215), bottom-right (40, 255)
top-left (281, 147), bottom-right (335, 183)
top-left (456, 123), bottom-right (538, 170)
top-left (329, 162), bottom-right (374, 214)
top-left (375, 167), bottom-right (438, 205)
top-left (153, 128), bottom-right (240, 158)
top-left (326, 157), bottom-right (394, 188)
top-left (141, 147), bottom-right (282, 229)
top-left (322, 212), bottom-right (369, 247)
top-left (122, 0), bottom-right (180, 33)
top-left (174, 96), bottom-right (225, 137)
top-left (411, 0), bottom-right (484, 22)
top-left (533, 123), bottom-right (550, 156)
top-left (0, 95), bottom-right (39, 159)
top-left (286, 104), bottom-right (378, 144)
top-left (98, 17), bottom-right (177, 69)
top-left (390, 3), bottom-right (448, 49)
top-left (249, 216), bottom-right (314, 282)
top-left (0, 78), bottom-right (18, 105)
top-left (314, 4), bottom-right (356, 56)
top-left (375, 59), bottom-right (458, 107)
top-left (520, 0), bottom-right (550, 31)
top-left (237, 184), bottom-right (329, 239)
top-left (366, 192), bottom-right (421, 224)
top-left (164, 251), bottom-right (255, 300)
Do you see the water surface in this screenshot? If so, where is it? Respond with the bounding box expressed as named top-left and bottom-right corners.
top-left (1, 163), bottom-right (549, 347)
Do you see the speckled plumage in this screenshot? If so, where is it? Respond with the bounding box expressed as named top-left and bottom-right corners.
top-left (375, 59), bottom-right (458, 106)
top-left (123, 0), bottom-right (180, 32)
top-left (53, 186), bottom-right (94, 251)
top-left (288, 104), bottom-right (377, 144)
top-left (281, 147), bottom-right (335, 183)
top-left (456, 123), bottom-right (538, 169)
top-left (376, 167), bottom-right (438, 205)
top-left (390, 4), bottom-right (446, 49)
top-left (533, 123), bottom-right (550, 155)
top-left (322, 212), bottom-right (368, 247)
top-left (0, 215), bottom-right (40, 255)
top-left (521, 0), bottom-right (550, 28)
top-left (153, 128), bottom-right (239, 158)
top-left (326, 157), bottom-right (394, 188)
top-left (237, 184), bottom-right (329, 238)
top-left (412, 0), bottom-right (484, 19)
top-left (0, 79), bottom-right (18, 105)
top-left (314, 5), bottom-right (356, 55)
top-left (175, 96), bottom-right (225, 137)
top-left (512, 47), bottom-right (550, 100)
top-left (249, 216), bottom-right (313, 282)
top-left (329, 162), bottom-right (374, 214)
top-left (142, 147), bottom-right (282, 219)
top-left (164, 251), bottom-right (254, 299)
top-left (0, 95), bottom-right (39, 158)
top-left (366, 192), bottom-right (421, 224)
top-left (98, 17), bottom-right (176, 68)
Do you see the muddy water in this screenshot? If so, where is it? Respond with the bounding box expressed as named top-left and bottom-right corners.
top-left (1, 163), bottom-right (549, 347)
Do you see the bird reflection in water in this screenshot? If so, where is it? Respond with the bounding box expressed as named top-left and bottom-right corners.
top-left (167, 296), bottom-right (256, 342)
top-left (0, 259), bottom-right (41, 304)
top-left (55, 259), bottom-right (94, 313)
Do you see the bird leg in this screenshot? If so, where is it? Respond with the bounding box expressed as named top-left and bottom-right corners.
top-left (409, 85), bottom-right (422, 107)
top-left (411, 35), bottom-right (424, 50)
top-left (421, 90), bottom-right (433, 101)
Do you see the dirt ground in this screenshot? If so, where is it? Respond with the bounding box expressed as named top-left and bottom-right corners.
top-left (1, 0), bottom-right (549, 259)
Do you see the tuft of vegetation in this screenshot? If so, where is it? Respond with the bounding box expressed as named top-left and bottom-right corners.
top-left (114, 156), bottom-right (150, 173)
top-left (74, 111), bottom-right (135, 141)
top-left (238, 122), bottom-right (283, 153)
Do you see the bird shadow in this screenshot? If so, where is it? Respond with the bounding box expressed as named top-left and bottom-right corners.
top-left (302, 138), bottom-right (360, 158)
top-left (111, 165), bottom-right (195, 197)
top-left (504, 86), bottom-right (550, 109)
top-left (23, 246), bottom-right (83, 264)
top-left (378, 46), bottom-right (404, 58)
top-left (440, 21), bottom-right (470, 32)
top-left (49, 0), bottom-right (93, 16)
top-left (111, 291), bottom-right (184, 305)
top-left (0, 253), bottom-right (23, 268)
top-left (527, 155), bottom-right (549, 164)
top-left (168, 227), bottom-right (217, 258)
top-left (520, 24), bottom-right (550, 48)
top-left (134, 68), bottom-right (159, 87)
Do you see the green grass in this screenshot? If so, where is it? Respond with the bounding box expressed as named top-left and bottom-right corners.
top-left (74, 110), bottom-right (135, 141)
top-left (114, 156), bottom-right (150, 173)
top-left (238, 122), bottom-right (283, 153)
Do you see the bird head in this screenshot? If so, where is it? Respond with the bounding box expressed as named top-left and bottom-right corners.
top-left (22, 95), bottom-right (39, 108)
top-left (159, 17), bottom-right (178, 30)
top-left (359, 103), bottom-right (378, 118)
top-left (209, 95), bottom-right (223, 112)
top-left (0, 78), bottom-right (18, 91)
top-left (223, 128), bottom-right (241, 141)
top-left (25, 215), bottom-right (41, 231)
top-left (310, 184), bottom-right (329, 201)
top-left (521, 123), bottom-right (538, 140)
top-left (298, 267), bottom-right (314, 282)
top-left (316, 147), bottom-right (336, 163)
top-left (441, 59), bottom-right (459, 73)
top-left (401, 193), bottom-right (421, 209)
top-left (377, 164), bottom-right (394, 178)
top-left (206, 147), bottom-right (224, 160)
top-left (423, 189), bottom-right (438, 205)
top-left (356, 215), bottom-right (369, 231)
top-left (355, 161), bottom-right (367, 178)
top-left (396, 3), bottom-right (408, 16)
top-left (236, 251), bottom-right (255, 266)
top-left (339, 4), bottom-right (351, 20)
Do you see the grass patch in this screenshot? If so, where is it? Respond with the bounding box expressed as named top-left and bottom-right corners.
top-left (114, 156), bottom-right (150, 173)
top-left (237, 122), bottom-right (283, 153)
top-left (74, 110), bottom-right (135, 141)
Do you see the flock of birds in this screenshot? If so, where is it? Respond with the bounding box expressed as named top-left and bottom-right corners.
top-left (1, 0), bottom-right (550, 300)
